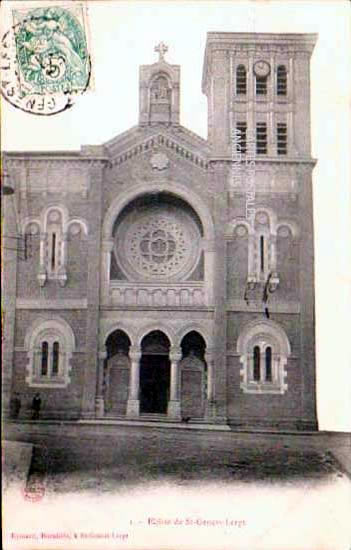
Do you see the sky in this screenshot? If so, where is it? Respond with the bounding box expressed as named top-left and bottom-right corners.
top-left (1, 0), bottom-right (351, 431)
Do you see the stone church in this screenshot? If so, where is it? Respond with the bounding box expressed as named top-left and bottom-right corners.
top-left (3, 32), bottom-right (318, 430)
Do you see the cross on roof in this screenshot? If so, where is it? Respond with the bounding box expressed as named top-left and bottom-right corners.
top-left (154, 42), bottom-right (168, 62)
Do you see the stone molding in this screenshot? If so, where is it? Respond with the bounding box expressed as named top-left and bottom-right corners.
top-left (16, 299), bottom-right (88, 310)
top-left (226, 300), bottom-right (300, 314)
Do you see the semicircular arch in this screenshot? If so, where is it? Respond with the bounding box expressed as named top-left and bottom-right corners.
top-left (102, 182), bottom-right (214, 241)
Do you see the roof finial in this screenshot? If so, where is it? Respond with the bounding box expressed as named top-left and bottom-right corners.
top-left (154, 42), bottom-right (168, 62)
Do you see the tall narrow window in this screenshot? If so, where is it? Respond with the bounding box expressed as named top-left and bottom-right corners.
top-left (41, 342), bottom-right (48, 376)
top-left (52, 341), bottom-right (60, 376)
top-left (256, 76), bottom-right (267, 95)
top-left (253, 346), bottom-right (261, 381)
top-left (277, 65), bottom-right (287, 95)
top-left (260, 236), bottom-right (265, 272)
top-left (236, 65), bottom-right (247, 95)
top-left (256, 123), bottom-right (267, 154)
top-left (265, 347), bottom-right (272, 381)
top-left (51, 233), bottom-right (56, 271)
top-left (236, 122), bottom-right (247, 153)
top-left (277, 123), bottom-right (287, 155)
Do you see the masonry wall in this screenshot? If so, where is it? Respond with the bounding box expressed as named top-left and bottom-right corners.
top-left (12, 309), bottom-right (87, 419)
top-left (226, 312), bottom-right (302, 427)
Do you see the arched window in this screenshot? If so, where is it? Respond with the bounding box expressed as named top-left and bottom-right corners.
top-left (277, 123), bottom-right (288, 155)
top-left (50, 232), bottom-right (57, 271)
top-left (236, 65), bottom-right (247, 95)
top-left (41, 342), bottom-right (48, 376)
top-left (256, 75), bottom-right (267, 95)
top-left (38, 338), bottom-right (62, 379)
top-left (25, 319), bottom-right (75, 388)
top-left (236, 122), bottom-right (247, 154)
top-left (277, 65), bottom-right (287, 95)
top-left (260, 236), bottom-right (265, 272)
top-left (265, 346), bottom-right (272, 381)
top-left (253, 346), bottom-right (261, 381)
top-left (38, 207), bottom-right (87, 288)
top-left (52, 342), bottom-right (60, 376)
top-left (256, 122), bottom-right (267, 154)
top-left (237, 320), bottom-right (290, 394)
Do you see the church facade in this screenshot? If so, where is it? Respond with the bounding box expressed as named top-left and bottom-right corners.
top-left (3, 32), bottom-right (318, 430)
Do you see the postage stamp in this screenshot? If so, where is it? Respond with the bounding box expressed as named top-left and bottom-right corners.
top-left (1, 3), bottom-right (91, 115)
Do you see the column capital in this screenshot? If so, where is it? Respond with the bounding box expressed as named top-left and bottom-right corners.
top-left (205, 348), bottom-right (216, 362)
top-left (129, 347), bottom-right (141, 361)
top-left (169, 347), bottom-right (182, 362)
top-left (98, 350), bottom-right (107, 360)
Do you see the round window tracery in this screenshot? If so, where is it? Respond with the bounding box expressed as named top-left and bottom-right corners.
top-left (114, 206), bottom-right (201, 281)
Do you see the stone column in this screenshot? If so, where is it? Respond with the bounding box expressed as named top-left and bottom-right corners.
top-left (101, 239), bottom-right (114, 304)
top-left (203, 238), bottom-right (215, 306)
top-left (95, 350), bottom-right (107, 418)
top-left (270, 233), bottom-right (277, 272)
top-left (57, 231), bottom-right (68, 287)
top-left (248, 232), bottom-right (256, 281)
top-left (38, 232), bottom-right (47, 286)
top-left (126, 347), bottom-right (141, 418)
top-left (167, 347), bottom-right (182, 420)
top-left (205, 348), bottom-right (216, 419)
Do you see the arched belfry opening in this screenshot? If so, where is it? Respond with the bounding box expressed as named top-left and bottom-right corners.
top-left (104, 330), bottom-right (131, 416)
top-left (139, 42), bottom-right (180, 126)
top-left (149, 73), bottom-right (172, 124)
top-left (180, 331), bottom-right (207, 419)
top-left (140, 330), bottom-right (171, 414)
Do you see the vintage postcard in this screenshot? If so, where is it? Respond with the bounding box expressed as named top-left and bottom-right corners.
top-left (2, 1), bottom-right (350, 549)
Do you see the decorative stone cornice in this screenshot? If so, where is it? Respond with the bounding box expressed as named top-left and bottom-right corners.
top-left (109, 133), bottom-right (209, 170)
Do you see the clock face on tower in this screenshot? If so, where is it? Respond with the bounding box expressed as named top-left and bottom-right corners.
top-left (254, 60), bottom-right (271, 77)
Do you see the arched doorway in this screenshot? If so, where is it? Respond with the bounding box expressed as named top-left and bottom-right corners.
top-left (140, 330), bottom-right (170, 414)
top-left (180, 331), bottom-right (207, 419)
top-left (105, 330), bottom-right (131, 416)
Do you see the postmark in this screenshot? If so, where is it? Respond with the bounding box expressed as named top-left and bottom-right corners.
top-left (1, 4), bottom-right (91, 115)
top-left (22, 476), bottom-right (45, 503)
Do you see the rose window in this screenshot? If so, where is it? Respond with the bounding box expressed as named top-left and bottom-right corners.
top-left (114, 206), bottom-right (201, 281)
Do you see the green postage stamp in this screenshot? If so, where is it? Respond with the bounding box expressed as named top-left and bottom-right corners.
top-left (1, 3), bottom-right (91, 115)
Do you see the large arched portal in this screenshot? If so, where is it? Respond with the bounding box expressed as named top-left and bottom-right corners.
top-left (180, 331), bottom-right (207, 419)
top-left (104, 330), bottom-right (131, 416)
top-left (140, 330), bottom-right (171, 414)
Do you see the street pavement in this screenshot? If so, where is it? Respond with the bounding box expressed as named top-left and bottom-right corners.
top-left (3, 422), bottom-right (351, 550)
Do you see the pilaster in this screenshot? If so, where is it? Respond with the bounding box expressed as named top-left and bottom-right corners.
top-left (80, 163), bottom-right (105, 419)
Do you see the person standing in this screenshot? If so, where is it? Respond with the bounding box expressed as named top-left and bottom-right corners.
top-left (10, 393), bottom-right (21, 419)
top-left (31, 393), bottom-right (42, 420)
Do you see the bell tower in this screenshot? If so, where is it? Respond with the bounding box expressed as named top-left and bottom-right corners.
top-left (139, 42), bottom-right (180, 126)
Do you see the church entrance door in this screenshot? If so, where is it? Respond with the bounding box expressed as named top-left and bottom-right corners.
top-left (140, 354), bottom-right (170, 414)
top-left (139, 330), bottom-right (171, 414)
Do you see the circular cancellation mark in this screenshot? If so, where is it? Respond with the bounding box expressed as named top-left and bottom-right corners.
top-left (1, 5), bottom-right (91, 115)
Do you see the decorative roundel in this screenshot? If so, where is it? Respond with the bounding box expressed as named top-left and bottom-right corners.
top-left (257, 212), bottom-right (268, 225)
top-left (254, 60), bottom-right (271, 78)
top-left (69, 223), bottom-right (81, 236)
top-left (114, 206), bottom-right (201, 281)
top-left (278, 226), bottom-right (290, 238)
top-left (48, 210), bottom-right (61, 222)
top-left (235, 225), bottom-right (248, 237)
